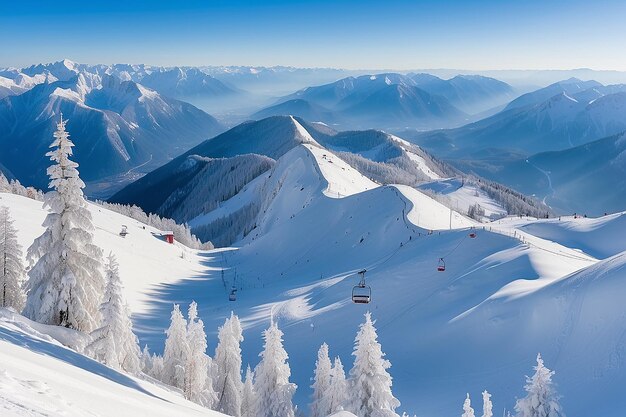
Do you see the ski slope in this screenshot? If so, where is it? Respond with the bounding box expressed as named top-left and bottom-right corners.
top-left (0, 309), bottom-right (222, 417)
top-left (2, 137), bottom-right (626, 416)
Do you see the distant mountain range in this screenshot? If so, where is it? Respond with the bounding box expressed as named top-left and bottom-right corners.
top-left (253, 73), bottom-right (516, 130)
top-left (409, 78), bottom-right (626, 156)
top-left (0, 61), bottom-right (223, 193)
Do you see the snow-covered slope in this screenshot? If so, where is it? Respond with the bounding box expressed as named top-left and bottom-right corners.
top-left (4, 135), bottom-right (626, 417)
top-left (0, 192), bottom-right (210, 314)
top-left (110, 116), bottom-right (317, 215)
top-left (0, 74), bottom-right (223, 193)
top-left (0, 309), bottom-right (222, 417)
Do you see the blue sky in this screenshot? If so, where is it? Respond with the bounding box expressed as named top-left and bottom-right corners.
top-left (1, 0), bottom-right (625, 70)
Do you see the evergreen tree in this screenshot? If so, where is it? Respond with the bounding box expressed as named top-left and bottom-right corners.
top-left (86, 253), bottom-right (141, 374)
top-left (163, 303), bottom-right (189, 389)
top-left (482, 390), bottom-right (493, 417)
top-left (350, 312), bottom-right (400, 417)
top-left (24, 116), bottom-right (104, 331)
top-left (186, 301), bottom-right (217, 407)
top-left (515, 354), bottom-right (563, 417)
top-left (150, 354), bottom-right (165, 381)
top-left (462, 394), bottom-right (475, 417)
top-left (0, 206), bottom-right (25, 311)
top-left (0, 174), bottom-right (10, 192)
top-left (241, 365), bottom-right (257, 417)
top-left (310, 343), bottom-right (333, 417)
top-left (140, 344), bottom-right (153, 374)
top-left (326, 357), bottom-right (349, 414)
top-left (254, 319), bottom-right (297, 417)
top-left (214, 312), bottom-right (244, 416)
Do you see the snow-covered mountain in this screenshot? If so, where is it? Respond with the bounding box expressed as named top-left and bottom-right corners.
top-left (465, 131), bottom-right (626, 215)
top-left (262, 74), bottom-right (468, 130)
top-left (410, 79), bottom-right (626, 156)
top-left (503, 77), bottom-right (603, 111)
top-left (252, 99), bottom-right (338, 125)
top-left (0, 73), bottom-right (223, 193)
top-left (7, 129), bottom-right (626, 416)
top-left (410, 73), bottom-right (516, 114)
top-left (111, 115), bottom-right (547, 246)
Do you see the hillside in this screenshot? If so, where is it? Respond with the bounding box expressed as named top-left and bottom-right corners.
top-left (4, 137), bottom-right (626, 415)
top-left (0, 309), bottom-right (223, 417)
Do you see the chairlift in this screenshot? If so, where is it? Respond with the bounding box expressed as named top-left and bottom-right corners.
top-left (352, 269), bottom-right (371, 304)
top-left (229, 287), bottom-right (237, 301)
top-left (437, 258), bottom-right (446, 272)
top-left (119, 225), bottom-right (128, 237)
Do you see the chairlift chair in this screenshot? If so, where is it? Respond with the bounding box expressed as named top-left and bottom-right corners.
top-left (119, 225), bottom-right (128, 237)
top-left (469, 232), bottom-right (477, 238)
top-left (437, 258), bottom-right (446, 272)
top-left (352, 269), bottom-right (371, 304)
top-left (229, 287), bottom-right (237, 301)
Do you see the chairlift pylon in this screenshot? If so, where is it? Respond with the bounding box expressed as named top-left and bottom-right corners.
top-left (352, 269), bottom-right (371, 304)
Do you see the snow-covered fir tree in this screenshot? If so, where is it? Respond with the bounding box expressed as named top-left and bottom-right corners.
top-left (515, 354), bottom-right (563, 417)
top-left (86, 253), bottom-right (141, 374)
top-left (241, 365), bottom-right (257, 417)
top-left (140, 345), bottom-right (153, 374)
top-left (214, 312), bottom-right (244, 416)
top-left (163, 303), bottom-right (189, 389)
top-left (185, 301), bottom-right (217, 407)
top-left (0, 206), bottom-right (26, 311)
top-left (24, 116), bottom-right (104, 331)
top-left (350, 312), bottom-right (400, 417)
top-left (462, 393), bottom-right (475, 417)
top-left (254, 319), bottom-right (297, 417)
top-left (482, 390), bottom-right (493, 417)
top-left (326, 356), bottom-right (349, 414)
top-left (310, 343), bottom-right (333, 417)
top-left (150, 354), bottom-right (165, 381)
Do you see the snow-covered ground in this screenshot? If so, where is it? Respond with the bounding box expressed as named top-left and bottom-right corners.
top-left (0, 309), bottom-right (223, 417)
top-left (2, 137), bottom-right (626, 416)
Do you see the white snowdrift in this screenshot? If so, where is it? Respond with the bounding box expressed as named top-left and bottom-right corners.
top-left (0, 309), bottom-right (224, 417)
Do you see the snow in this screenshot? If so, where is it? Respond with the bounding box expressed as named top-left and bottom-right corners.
top-left (0, 192), bottom-right (211, 315)
top-left (305, 144), bottom-right (378, 198)
top-left (0, 309), bottom-right (224, 417)
top-left (3, 135), bottom-right (626, 416)
top-left (418, 178), bottom-right (507, 221)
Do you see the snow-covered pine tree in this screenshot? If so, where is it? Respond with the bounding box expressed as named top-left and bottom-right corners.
top-left (163, 303), bottom-right (189, 389)
top-left (462, 393), bottom-right (475, 417)
top-left (214, 312), bottom-right (244, 416)
top-left (326, 356), bottom-right (349, 414)
top-left (150, 354), bottom-right (165, 381)
top-left (482, 390), bottom-right (493, 417)
top-left (24, 116), bottom-right (104, 331)
top-left (86, 253), bottom-right (141, 374)
top-left (515, 354), bottom-right (564, 417)
top-left (186, 301), bottom-right (217, 407)
top-left (0, 206), bottom-right (26, 311)
top-left (140, 345), bottom-right (153, 374)
top-left (310, 343), bottom-right (333, 417)
top-left (0, 174), bottom-right (10, 192)
top-left (241, 365), bottom-right (257, 417)
top-left (350, 312), bottom-right (400, 417)
top-left (254, 319), bottom-right (297, 417)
